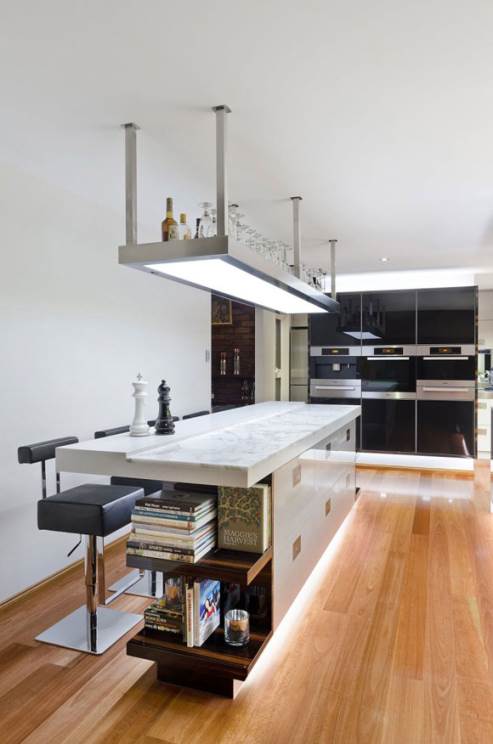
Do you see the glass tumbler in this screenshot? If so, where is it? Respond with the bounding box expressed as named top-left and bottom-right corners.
top-left (224, 609), bottom-right (250, 646)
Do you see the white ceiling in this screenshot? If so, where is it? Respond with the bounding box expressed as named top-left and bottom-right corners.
top-left (2, 0), bottom-right (493, 275)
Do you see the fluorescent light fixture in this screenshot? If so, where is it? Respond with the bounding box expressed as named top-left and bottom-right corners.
top-left (120, 237), bottom-right (338, 315)
top-left (146, 259), bottom-right (326, 314)
top-left (380, 257), bottom-right (389, 263)
top-left (344, 331), bottom-right (382, 340)
top-left (336, 268), bottom-right (476, 293)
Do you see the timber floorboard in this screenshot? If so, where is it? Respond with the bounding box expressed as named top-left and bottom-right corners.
top-left (1, 464), bottom-right (493, 743)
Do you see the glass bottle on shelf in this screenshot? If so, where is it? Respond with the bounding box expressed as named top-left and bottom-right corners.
top-left (194, 217), bottom-right (201, 239)
top-left (178, 213), bottom-right (192, 240)
top-left (198, 202), bottom-right (213, 238)
top-left (161, 197), bottom-right (177, 242)
top-left (210, 208), bottom-right (217, 237)
top-left (228, 203), bottom-right (239, 239)
top-left (233, 348), bottom-right (240, 375)
top-left (220, 352), bottom-right (227, 376)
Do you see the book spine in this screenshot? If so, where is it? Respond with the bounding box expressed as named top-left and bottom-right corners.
top-left (127, 548), bottom-right (195, 562)
top-left (186, 585), bottom-right (194, 648)
top-left (133, 509), bottom-right (198, 522)
top-left (131, 516), bottom-right (196, 531)
top-left (137, 500), bottom-right (214, 514)
top-left (127, 541), bottom-right (195, 555)
top-left (145, 623), bottom-right (182, 634)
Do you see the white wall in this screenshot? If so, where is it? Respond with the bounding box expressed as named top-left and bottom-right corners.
top-left (0, 161), bottom-right (211, 603)
top-left (479, 289), bottom-right (493, 348)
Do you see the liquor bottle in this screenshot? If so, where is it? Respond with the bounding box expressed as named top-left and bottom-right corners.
top-left (194, 218), bottom-right (201, 239)
top-left (178, 213), bottom-right (192, 240)
top-left (161, 197), bottom-right (177, 242)
top-left (233, 348), bottom-right (240, 376)
top-left (198, 202), bottom-right (213, 238)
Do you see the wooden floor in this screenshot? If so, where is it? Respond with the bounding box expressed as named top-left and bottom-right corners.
top-left (1, 465), bottom-right (493, 743)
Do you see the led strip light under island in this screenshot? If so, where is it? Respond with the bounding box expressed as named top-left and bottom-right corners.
top-left (55, 401), bottom-right (360, 698)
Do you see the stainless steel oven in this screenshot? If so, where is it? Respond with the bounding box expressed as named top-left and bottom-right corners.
top-left (309, 377), bottom-right (362, 450)
top-left (361, 345), bottom-right (416, 453)
top-left (417, 345), bottom-right (476, 381)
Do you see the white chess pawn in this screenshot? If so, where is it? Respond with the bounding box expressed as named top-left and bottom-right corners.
top-left (129, 373), bottom-right (150, 437)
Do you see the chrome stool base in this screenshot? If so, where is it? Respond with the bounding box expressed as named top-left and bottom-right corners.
top-left (108, 569), bottom-right (163, 598)
top-left (35, 605), bottom-right (142, 655)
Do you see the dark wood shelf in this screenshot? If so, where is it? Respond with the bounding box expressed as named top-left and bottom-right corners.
top-left (126, 546), bottom-right (272, 586)
top-left (127, 625), bottom-right (272, 697)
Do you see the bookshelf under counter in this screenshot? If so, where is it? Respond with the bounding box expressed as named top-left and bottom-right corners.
top-left (126, 546), bottom-right (273, 586)
top-left (128, 625), bottom-right (272, 697)
top-left (56, 402), bottom-right (360, 698)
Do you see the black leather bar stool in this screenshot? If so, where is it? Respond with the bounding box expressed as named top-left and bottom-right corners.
top-left (18, 437), bottom-right (144, 654)
top-left (182, 410), bottom-right (210, 419)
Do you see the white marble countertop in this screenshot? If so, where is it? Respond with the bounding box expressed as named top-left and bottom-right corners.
top-left (57, 402), bottom-right (360, 487)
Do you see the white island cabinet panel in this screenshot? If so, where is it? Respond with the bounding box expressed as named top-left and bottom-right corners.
top-left (272, 418), bottom-right (357, 628)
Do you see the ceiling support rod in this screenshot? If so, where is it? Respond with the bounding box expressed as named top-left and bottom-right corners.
top-left (329, 239), bottom-right (338, 299)
top-left (122, 122), bottom-right (139, 246)
top-left (291, 196), bottom-right (303, 279)
top-left (212, 105), bottom-right (231, 238)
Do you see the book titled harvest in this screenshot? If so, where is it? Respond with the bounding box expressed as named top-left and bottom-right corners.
top-left (218, 483), bottom-right (271, 554)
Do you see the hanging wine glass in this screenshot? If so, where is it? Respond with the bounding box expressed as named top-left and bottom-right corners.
top-left (228, 203), bottom-right (239, 239)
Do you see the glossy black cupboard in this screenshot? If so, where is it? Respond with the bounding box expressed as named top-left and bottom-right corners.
top-left (310, 293), bottom-right (362, 347)
top-left (361, 398), bottom-right (416, 453)
top-left (417, 287), bottom-right (476, 345)
top-left (362, 290), bottom-right (416, 346)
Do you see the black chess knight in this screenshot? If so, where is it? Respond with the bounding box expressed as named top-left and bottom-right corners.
top-left (155, 379), bottom-right (175, 435)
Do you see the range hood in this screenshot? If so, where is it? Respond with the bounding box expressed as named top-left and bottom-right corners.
top-left (118, 108), bottom-right (339, 315)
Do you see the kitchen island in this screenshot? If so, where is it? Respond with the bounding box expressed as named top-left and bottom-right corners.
top-left (57, 401), bottom-right (360, 697)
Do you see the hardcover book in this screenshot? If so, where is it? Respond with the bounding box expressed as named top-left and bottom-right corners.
top-left (217, 483), bottom-right (271, 554)
top-left (136, 490), bottom-right (216, 514)
top-left (193, 578), bottom-right (221, 646)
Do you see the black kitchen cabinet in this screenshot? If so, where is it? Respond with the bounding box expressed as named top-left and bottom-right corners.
top-left (417, 400), bottom-right (475, 457)
top-left (310, 293), bottom-right (361, 347)
top-left (362, 290), bottom-right (416, 346)
top-left (417, 287), bottom-right (476, 345)
top-left (362, 398), bottom-right (415, 453)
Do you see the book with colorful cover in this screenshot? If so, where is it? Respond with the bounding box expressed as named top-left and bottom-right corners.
top-left (217, 483), bottom-right (271, 554)
top-left (193, 578), bottom-right (220, 646)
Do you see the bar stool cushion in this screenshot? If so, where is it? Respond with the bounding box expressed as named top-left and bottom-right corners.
top-left (38, 484), bottom-right (144, 537)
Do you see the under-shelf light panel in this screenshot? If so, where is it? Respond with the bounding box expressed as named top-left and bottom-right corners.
top-left (145, 258), bottom-right (327, 314)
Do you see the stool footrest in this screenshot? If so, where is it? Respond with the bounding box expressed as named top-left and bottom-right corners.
top-left (108, 569), bottom-right (164, 599)
top-left (35, 605), bottom-right (142, 655)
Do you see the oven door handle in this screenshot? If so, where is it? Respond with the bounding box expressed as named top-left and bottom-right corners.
top-left (422, 356), bottom-right (468, 361)
top-left (366, 356), bottom-right (410, 361)
top-left (421, 386), bottom-right (471, 393)
top-left (314, 385), bottom-right (357, 391)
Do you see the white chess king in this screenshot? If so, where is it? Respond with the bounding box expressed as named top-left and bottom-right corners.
top-left (129, 373), bottom-right (150, 437)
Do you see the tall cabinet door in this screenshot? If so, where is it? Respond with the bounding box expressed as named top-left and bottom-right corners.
top-left (362, 290), bottom-right (416, 345)
top-left (417, 287), bottom-right (477, 345)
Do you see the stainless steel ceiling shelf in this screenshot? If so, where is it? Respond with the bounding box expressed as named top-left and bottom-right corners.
top-left (119, 236), bottom-right (338, 314)
top-left (118, 108), bottom-right (339, 315)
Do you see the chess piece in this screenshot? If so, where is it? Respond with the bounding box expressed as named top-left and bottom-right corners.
top-left (129, 373), bottom-right (150, 437)
top-left (155, 379), bottom-right (175, 435)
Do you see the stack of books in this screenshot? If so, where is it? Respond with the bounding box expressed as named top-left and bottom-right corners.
top-left (127, 489), bottom-right (217, 563)
top-left (144, 578), bottom-right (184, 635)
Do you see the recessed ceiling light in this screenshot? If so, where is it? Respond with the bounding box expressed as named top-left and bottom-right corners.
top-left (380, 257), bottom-right (389, 263)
